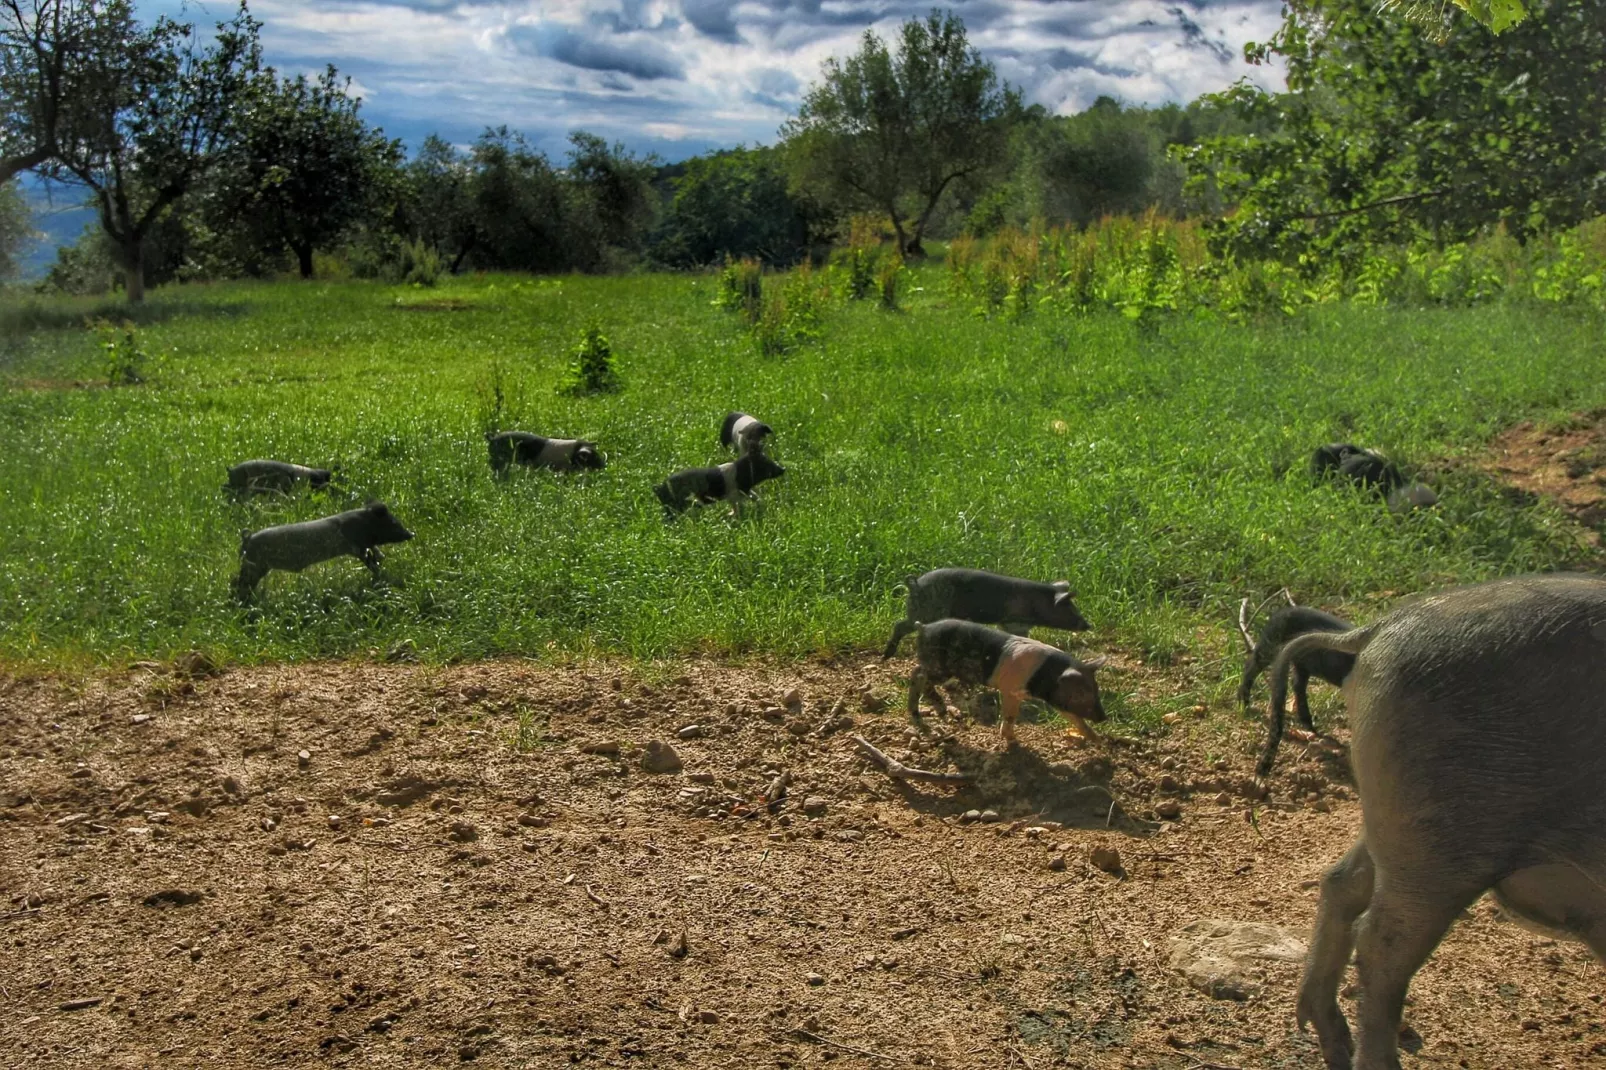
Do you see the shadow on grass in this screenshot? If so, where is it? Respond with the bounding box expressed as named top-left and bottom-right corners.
top-left (0, 294), bottom-right (252, 335)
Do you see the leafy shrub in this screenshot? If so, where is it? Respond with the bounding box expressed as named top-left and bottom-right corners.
top-left (716, 256), bottom-right (764, 323)
top-left (876, 250), bottom-right (904, 310)
top-left (561, 322), bottom-right (621, 395)
top-left (93, 320), bottom-right (150, 385)
top-left (400, 239), bottom-right (443, 287)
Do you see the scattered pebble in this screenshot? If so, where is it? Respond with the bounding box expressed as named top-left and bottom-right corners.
top-left (327, 815), bottom-right (343, 831)
top-left (448, 821), bottom-right (479, 843)
top-left (581, 740), bottom-right (621, 756)
top-left (782, 689), bottom-right (803, 713)
top-left (58, 997), bottom-right (103, 1012)
top-left (1090, 845), bottom-right (1123, 874)
top-left (697, 1010), bottom-right (720, 1025)
top-left (641, 741), bottom-right (684, 774)
top-left (1047, 854), bottom-right (1067, 872)
top-left (805, 972), bottom-right (825, 986)
top-left (131, 714), bottom-right (150, 725)
top-left (677, 725), bottom-right (705, 740)
top-left (960, 809), bottom-right (982, 824)
top-left (1156, 800), bottom-right (1182, 820)
top-left (802, 796), bottom-right (828, 818)
top-left (979, 809), bottom-right (1001, 823)
top-left (297, 750), bottom-right (311, 769)
top-left (221, 775), bottom-right (242, 795)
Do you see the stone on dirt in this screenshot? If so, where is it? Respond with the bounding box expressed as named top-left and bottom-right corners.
top-left (1166, 918), bottom-right (1307, 1001)
top-left (1090, 845), bottom-right (1123, 874)
top-left (802, 796), bottom-right (828, 817)
top-left (641, 741), bottom-right (684, 773)
top-left (1156, 800), bottom-right (1182, 820)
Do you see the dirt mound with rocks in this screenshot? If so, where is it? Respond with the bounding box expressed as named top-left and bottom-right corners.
top-left (2, 657), bottom-right (1602, 1068)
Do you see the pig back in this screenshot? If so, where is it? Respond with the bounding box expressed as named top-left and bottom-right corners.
top-left (1346, 575), bottom-right (1606, 865)
top-left (913, 569), bottom-right (1048, 624)
top-left (241, 516), bottom-right (354, 572)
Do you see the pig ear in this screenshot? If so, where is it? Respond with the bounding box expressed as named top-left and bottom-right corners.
top-left (1054, 590), bottom-right (1078, 605)
top-left (1052, 580), bottom-right (1071, 591)
top-left (1080, 656), bottom-right (1108, 670)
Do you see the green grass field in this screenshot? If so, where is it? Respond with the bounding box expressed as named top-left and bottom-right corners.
top-left (0, 267), bottom-right (1601, 670)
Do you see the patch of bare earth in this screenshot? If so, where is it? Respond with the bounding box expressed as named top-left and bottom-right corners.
top-left (2, 658), bottom-right (1603, 1069)
top-left (1485, 412), bottom-right (1606, 541)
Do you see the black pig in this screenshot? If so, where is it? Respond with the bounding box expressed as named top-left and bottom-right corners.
top-left (1237, 605), bottom-right (1355, 731)
top-left (883, 568), bottom-right (1090, 659)
top-left (235, 502), bottom-right (414, 598)
top-left (486, 432), bottom-right (605, 475)
top-left (653, 453), bottom-right (785, 517)
top-left (224, 460), bottom-right (333, 497)
top-left (909, 619), bottom-right (1106, 747)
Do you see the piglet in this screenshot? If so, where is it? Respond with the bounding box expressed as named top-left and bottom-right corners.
top-left (884, 568), bottom-right (1090, 658)
top-left (235, 501), bottom-right (414, 598)
top-left (1311, 442), bottom-right (1437, 512)
top-left (224, 459), bottom-right (333, 497)
top-left (720, 412), bottom-right (773, 458)
top-left (653, 453), bottom-right (785, 517)
top-left (909, 619), bottom-right (1106, 747)
top-left (486, 431), bottom-right (605, 475)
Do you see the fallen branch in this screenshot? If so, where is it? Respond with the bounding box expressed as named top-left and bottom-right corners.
top-left (584, 885), bottom-right (609, 910)
top-left (789, 1027), bottom-right (894, 1061)
top-left (1238, 588), bottom-right (1296, 651)
top-left (852, 735), bottom-right (971, 785)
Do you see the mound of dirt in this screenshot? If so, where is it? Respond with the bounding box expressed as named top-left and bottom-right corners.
top-left (1, 658), bottom-right (1601, 1068)
top-left (1486, 413), bottom-right (1606, 536)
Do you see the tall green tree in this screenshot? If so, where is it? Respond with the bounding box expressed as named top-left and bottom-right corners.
top-left (221, 66), bottom-right (401, 278)
top-left (564, 130), bottom-right (657, 259)
top-left (39, 2), bottom-right (261, 300)
top-left (653, 146), bottom-right (821, 266)
top-left (0, 0), bottom-right (134, 183)
top-left (782, 9), bottom-right (1019, 256)
top-left (1184, 0), bottom-right (1605, 264)
top-left (406, 134), bottom-right (478, 273)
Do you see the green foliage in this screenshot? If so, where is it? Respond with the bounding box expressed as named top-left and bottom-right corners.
top-left (0, 179), bottom-right (35, 280)
top-left (876, 249), bottom-right (904, 311)
top-left (0, 270), bottom-right (1599, 667)
top-left (1186, 0), bottom-right (1606, 266)
top-left (654, 146), bottom-right (821, 267)
top-left (836, 216), bottom-right (885, 300)
top-left (216, 65), bottom-right (403, 279)
top-left (561, 321), bottom-right (621, 396)
top-left (398, 239), bottom-right (442, 288)
top-left (91, 318), bottom-right (148, 385)
top-left (716, 256), bottom-right (765, 323)
top-left (782, 10), bottom-right (1021, 256)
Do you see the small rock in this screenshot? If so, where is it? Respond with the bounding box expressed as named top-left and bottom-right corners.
top-left (782, 688), bottom-right (803, 713)
top-left (58, 997), bottom-right (103, 1012)
top-left (1214, 791), bottom-right (1233, 807)
top-left (131, 714), bottom-right (151, 725)
top-left (805, 972), bottom-right (825, 986)
top-left (1090, 845), bottom-right (1123, 874)
top-left (668, 930), bottom-right (689, 958)
top-left (327, 815), bottom-right (343, 831)
top-left (979, 809), bottom-right (1001, 823)
top-left (1158, 774), bottom-right (1180, 793)
top-left (760, 707), bottom-right (786, 723)
top-left (1159, 756), bottom-right (1178, 770)
top-left (581, 740), bottom-right (621, 756)
top-left (802, 796), bottom-right (828, 818)
top-left (677, 725), bottom-right (705, 740)
top-left (641, 741), bottom-right (684, 774)
top-left (1162, 711), bottom-right (1181, 725)
top-left (320, 1035), bottom-right (357, 1054)
top-left (785, 719), bottom-right (812, 737)
top-left (448, 820), bottom-right (479, 843)
top-left (1047, 854), bottom-right (1067, 872)
top-left (960, 809), bottom-right (982, 824)
top-left (517, 813), bottom-right (548, 828)
top-left (698, 1010), bottom-right (720, 1024)
top-left (859, 689), bottom-right (887, 713)
top-left (1156, 800), bottom-right (1182, 820)
top-left (689, 771), bottom-right (715, 784)
top-left (1167, 918), bottom-right (1307, 1001)
top-left (221, 775), bottom-right (242, 795)
top-left (1025, 826), bottom-right (1047, 839)
top-left (297, 750), bottom-right (311, 769)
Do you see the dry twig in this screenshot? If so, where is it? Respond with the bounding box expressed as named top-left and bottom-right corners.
top-left (852, 735), bottom-right (970, 785)
top-left (788, 1027), bottom-right (894, 1061)
top-left (584, 885), bottom-right (609, 909)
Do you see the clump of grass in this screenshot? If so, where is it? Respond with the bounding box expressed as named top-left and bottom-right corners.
top-left (560, 321), bottom-right (621, 396)
top-left (93, 319), bottom-right (150, 385)
top-left (876, 250), bottom-right (904, 311)
top-left (475, 358), bottom-right (523, 433)
top-left (716, 256), bottom-right (764, 324)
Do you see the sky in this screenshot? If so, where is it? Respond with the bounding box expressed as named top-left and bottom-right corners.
top-left (137, 0), bottom-right (1289, 161)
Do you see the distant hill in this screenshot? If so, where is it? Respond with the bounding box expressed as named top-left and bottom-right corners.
top-left (16, 180), bottom-right (95, 280)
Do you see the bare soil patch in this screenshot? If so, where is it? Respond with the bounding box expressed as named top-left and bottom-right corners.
top-left (2, 657), bottom-right (1603, 1069)
top-left (1484, 412), bottom-right (1606, 538)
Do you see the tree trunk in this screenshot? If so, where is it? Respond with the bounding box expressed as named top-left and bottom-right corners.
top-left (122, 241), bottom-right (146, 304)
top-left (886, 206), bottom-right (910, 258)
top-left (296, 243), bottom-right (315, 279)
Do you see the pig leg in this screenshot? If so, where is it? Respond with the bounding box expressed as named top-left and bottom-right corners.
top-left (907, 668), bottom-right (928, 721)
top-left (1060, 708), bottom-right (1095, 744)
top-left (882, 619), bottom-right (915, 660)
top-left (1293, 665), bottom-right (1316, 731)
top-left (997, 690), bottom-right (1023, 747)
top-left (1237, 650), bottom-right (1263, 712)
top-left (1297, 837), bottom-right (1373, 1070)
top-left (233, 559), bottom-right (267, 601)
top-left (1350, 867), bottom-right (1483, 1070)
top-left (360, 547), bottom-right (384, 578)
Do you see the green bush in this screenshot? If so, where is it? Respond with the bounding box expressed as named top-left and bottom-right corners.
top-left (561, 322), bottom-right (621, 395)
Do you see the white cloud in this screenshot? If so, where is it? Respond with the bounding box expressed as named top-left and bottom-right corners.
top-left (239, 0), bottom-right (1288, 158)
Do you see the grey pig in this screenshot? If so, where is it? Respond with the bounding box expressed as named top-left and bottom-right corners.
top-left (883, 568), bottom-right (1090, 659)
top-left (1238, 604), bottom-right (1354, 733)
top-left (486, 431), bottom-right (605, 475)
top-left (234, 501), bottom-right (414, 598)
top-left (653, 453), bottom-right (785, 517)
top-left (908, 619), bottom-right (1106, 747)
top-left (224, 459), bottom-right (333, 496)
top-left (720, 412), bottom-right (773, 458)
top-left (1270, 574), bottom-right (1606, 1069)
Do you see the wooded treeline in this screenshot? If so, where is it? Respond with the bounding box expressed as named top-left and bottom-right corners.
top-left (0, 1), bottom-right (1600, 298)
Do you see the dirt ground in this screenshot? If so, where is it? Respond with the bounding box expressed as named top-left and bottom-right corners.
top-left (4, 655), bottom-right (1604, 1070)
top-left (1483, 410), bottom-right (1606, 538)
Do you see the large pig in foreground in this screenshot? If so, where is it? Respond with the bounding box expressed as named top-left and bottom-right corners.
top-left (224, 459), bottom-right (333, 496)
top-left (235, 502), bottom-right (414, 598)
top-left (1268, 574), bottom-right (1606, 1070)
top-left (908, 619), bottom-right (1106, 746)
top-left (883, 568), bottom-right (1090, 659)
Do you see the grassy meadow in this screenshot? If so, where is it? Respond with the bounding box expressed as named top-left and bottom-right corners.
top-left (0, 264), bottom-right (1601, 675)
